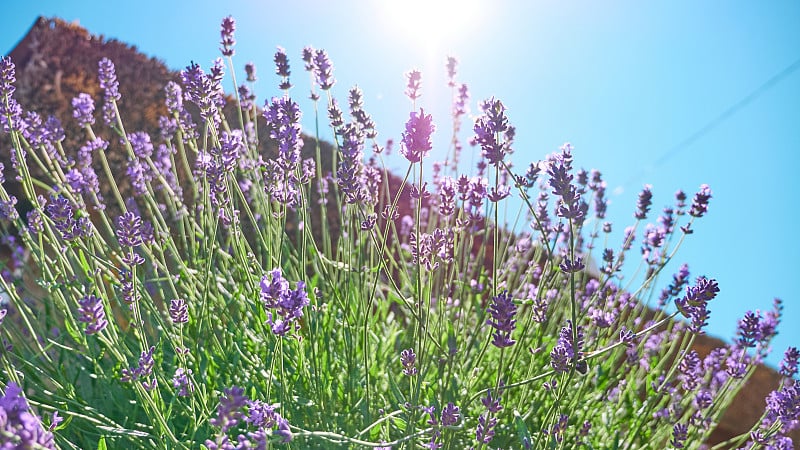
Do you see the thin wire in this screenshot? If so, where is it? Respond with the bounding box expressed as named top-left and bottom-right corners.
top-left (621, 55), bottom-right (800, 190)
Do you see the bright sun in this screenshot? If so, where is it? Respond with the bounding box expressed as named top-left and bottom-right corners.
top-left (380, 0), bottom-right (484, 49)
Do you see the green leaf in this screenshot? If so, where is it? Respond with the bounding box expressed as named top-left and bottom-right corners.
top-left (97, 436), bottom-right (107, 450)
top-left (514, 410), bottom-right (532, 449)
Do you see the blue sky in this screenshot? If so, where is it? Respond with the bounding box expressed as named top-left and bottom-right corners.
top-left (2, 1), bottom-right (799, 368)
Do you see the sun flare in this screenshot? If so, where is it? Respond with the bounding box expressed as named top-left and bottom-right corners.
top-left (380, 0), bottom-right (483, 49)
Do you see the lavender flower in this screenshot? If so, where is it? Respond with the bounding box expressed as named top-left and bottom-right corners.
top-left (259, 268), bottom-right (310, 337)
top-left (476, 414), bottom-right (496, 444)
top-left (180, 62), bottom-right (224, 126)
top-left (473, 98), bottom-right (509, 166)
top-left (116, 211), bottom-right (144, 248)
top-left (550, 321), bottom-right (584, 373)
top-left (45, 195), bottom-right (93, 241)
top-left (400, 108), bottom-right (435, 163)
top-left (210, 386), bottom-right (247, 433)
top-left (634, 184), bottom-right (653, 219)
top-left (765, 379), bottom-right (800, 427)
top-left (121, 346), bottom-right (155, 385)
top-left (0, 56), bottom-right (15, 101)
top-left (172, 368), bottom-right (194, 397)
top-left (441, 402), bottom-right (460, 426)
top-left (274, 46), bottom-right (291, 90)
top-left (169, 298), bottom-right (188, 324)
top-left (446, 56), bottom-right (458, 86)
top-left (245, 61), bottom-right (257, 82)
top-left (219, 16), bottom-right (236, 56)
top-left (780, 347), bottom-right (799, 379)
top-left (71, 93), bottom-right (95, 127)
top-left (678, 350), bottom-right (701, 390)
top-left (400, 348), bottom-right (417, 376)
top-left (736, 311), bottom-right (762, 348)
top-left (336, 122), bottom-right (366, 204)
top-left (671, 423), bottom-right (688, 448)
top-left (438, 176), bottom-right (456, 216)
top-left (486, 290), bottom-right (517, 348)
top-left (0, 383), bottom-right (56, 449)
top-left (405, 69), bottom-right (422, 101)
top-left (689, 184), bottom-right (712, 218)
top-left (311, 49), bottom-right (335, 90)
top-left (559, 256), bottom-right (585, 273)
top-left (77, 294), bottom-right (107, 335)
top-left (675, 276), bottom-right (719, 334)
top-left (98, 58), bottom-right (120, 101)
top-left (263, 96), bottom-right (302, 171)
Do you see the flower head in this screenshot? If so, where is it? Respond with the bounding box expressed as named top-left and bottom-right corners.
top-left (274, 46), bottom-right (291, 90)
top-left (486, 290), bottom-right (517, 348)
top-left (634, 184), bottom-right (653, 220)
top-left (0, 383), bottom-right (56, 449)
top-left (441, 402), bottom-right (460, 426)
top-left (689, 184), bottom-right (712, 218)
top-left (473, 98), bottom-right (509, 166)
top-left (219, 16), bottom-right (236, 56)
top-left (169, 298), bottom-right (188, 324)
top-left (259, 268), bottom-right (310, 337)
top-left (0, 56), bottom-right (16, 101)
top-left (77, 294), bottom-right (107, 335)
top-left (400, 108), bottom-right (435, 163)
top-left (71, 93), bottom-right (95, 127)
top-left (405, 69), bottom-right (422, 101)
top-left (675, 276), bottom-right (719, 333)
top-left (210, 386), bottom-right (247, 433)
top-left (98, 57), bottom-right (120, 101)
top-left (780, 347), bottom-right (800, 379)
top-left (311, 49), bottom-right (335, 90)
top-left (400, 348), bottom-right (417, 376)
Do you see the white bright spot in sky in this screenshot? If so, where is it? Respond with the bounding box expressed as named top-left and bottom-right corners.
top-left (380, 0), bottom-right (483, 50)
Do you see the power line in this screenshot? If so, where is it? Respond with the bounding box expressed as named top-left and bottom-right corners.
top-left (621, 55), bottom-right (800, 190)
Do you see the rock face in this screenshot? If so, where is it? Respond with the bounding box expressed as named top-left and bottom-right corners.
top-left (2, 16), bottom-right (794, 446)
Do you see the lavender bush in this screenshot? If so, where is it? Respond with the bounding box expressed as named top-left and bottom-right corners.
top-left (0, 16), bottom-right (797, 449)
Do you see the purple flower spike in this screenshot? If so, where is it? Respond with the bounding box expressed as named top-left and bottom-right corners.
top-left (245, 61), bottom-right (257, 82)
top-left (98, 57), bottom-right (120, 101)
top-left (765, 379), bottom-right (800, 427)
top-left (219, 16), bottom-right (236, 57)
top-left (675, 276), bottom-right (719, 334)
top-left (0, 56), bottom-right (16, 101)
top-left (116, 211), bottom-right (144, 248)
top-left (400, 348), bottom-right (417, 376)
top-left (259, 268), bottom-right (310, 337)
top-left (311, 49), bottom-right (335, 90)
top-left (473, 98), bottom-right (509, 166)
top-left (559, 256), bottom-right (585, 274)
top-left (172, 367), bottom-right (194, 397)
top-left (476, 414), bottom-right (497, 444)
top-left (446, 56), bottom-right (458, 86)
top-left (634, 184), bottom-right (653, 220)
top-left (71, 93), bottom-right (95, 127)
top-left (400, 108), bottom-right (435, 163)
top-left (210, 386), bottom-right (247, 433)
top-left (441, 402), bottom-right (460, 426)
top-left (274, 46), bottom-right (292, 90)
top-left (405, 69), bottom-right (422, 101)
top-left (169, 298), bottom-right (188, 324)
top-left (736, 311), bottom-right (761, 348)
top-left (0, 383), bottom-right (56, 449)
top-left (77, 294), bottom-right (107, 335)
top-left (689, 184), bottom-right (712, 218)
top-left (671, 423), bottom-right (688, 448)
top-left (486, 290), bottom-right (517, 348)
top-left (780, 347), bottom-right (800, 379)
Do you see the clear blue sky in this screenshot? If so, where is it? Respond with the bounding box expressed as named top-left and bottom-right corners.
top-left (2, 1), bottom-right (799, 368)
